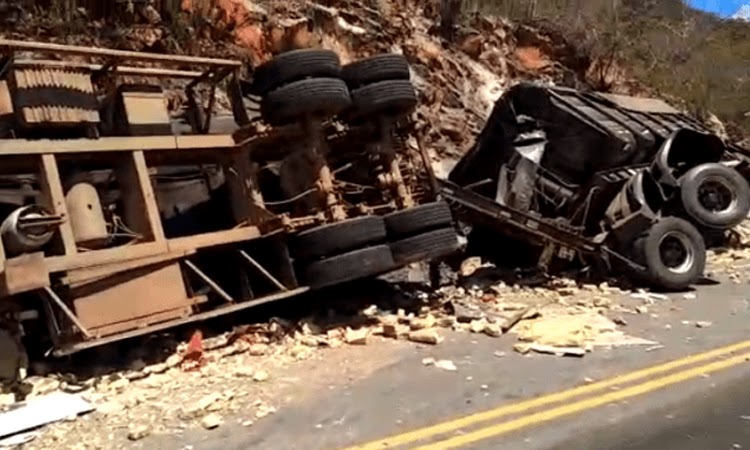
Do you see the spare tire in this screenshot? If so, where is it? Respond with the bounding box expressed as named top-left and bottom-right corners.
top-left (679, 163), bottom-right (750, 230)
top-left (341, 54), bottom-right (411, 88)
top-left (630, 217), bottom-right (706, 291)
top-left (291, 216), bottom-right (386, 261)
top-left (251, 49), bottom-right (341, 96)
top-left (261, 78), bottom-right (351, 126)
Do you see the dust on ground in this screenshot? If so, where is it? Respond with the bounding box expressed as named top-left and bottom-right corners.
top-left (2, 261), bottom-right (698, 449)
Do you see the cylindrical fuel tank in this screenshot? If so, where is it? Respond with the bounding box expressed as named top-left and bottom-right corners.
top-left (0, 205), bottom-right (55, 256)
top-left (65, 180), bottom-right (108, 248)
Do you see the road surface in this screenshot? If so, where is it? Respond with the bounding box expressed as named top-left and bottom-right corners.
top-left (140, 271), bottom-right (750, 450)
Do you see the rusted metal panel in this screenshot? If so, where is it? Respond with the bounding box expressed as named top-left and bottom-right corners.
top-left (0, 252), bottom-right (49, 296)
top-left (62, 250), bottom-right (193, 288)
top-left (0, 136), bottom-right (179, 155)
top-left (45, 241), bottom-right (169, 273)
top-left (121, 91), bottom-right (171, 127)
top-left (71, 261), bottom-right (194, 337)
top-left (53, 288), bottom-right (309, 356)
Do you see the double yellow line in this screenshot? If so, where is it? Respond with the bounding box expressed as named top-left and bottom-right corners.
top-left (342, 340), bottom-right (750, 450)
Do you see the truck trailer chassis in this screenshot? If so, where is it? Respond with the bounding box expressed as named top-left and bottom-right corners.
top-left (0, 39), bottom-right (459, 375)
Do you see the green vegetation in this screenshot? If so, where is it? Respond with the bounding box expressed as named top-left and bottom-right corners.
top-left (463, 0), bottom-right (750, 139)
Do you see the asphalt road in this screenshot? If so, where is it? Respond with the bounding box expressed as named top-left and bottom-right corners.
top-left (557, 372), bottom-right (750, 450)
top-left (142, 271), bottom-right (750, 450)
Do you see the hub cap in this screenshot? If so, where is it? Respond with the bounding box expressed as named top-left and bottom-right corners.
top-left (698, 176), bottom-right (736, 213)
top-left (658, 231), bottom-right (694, 274)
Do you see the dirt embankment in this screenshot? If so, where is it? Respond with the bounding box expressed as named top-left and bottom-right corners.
top-left (0, 0), bottom-right (649, 170)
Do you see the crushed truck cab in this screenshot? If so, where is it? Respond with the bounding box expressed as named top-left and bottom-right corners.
top-left (446, 82), bottom-right (750, 291)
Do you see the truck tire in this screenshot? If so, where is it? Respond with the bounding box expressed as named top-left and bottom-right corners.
top-left (631, 217), bottom-right (705, 291)
top-left (252, 49), bottom-right (341, 96)
top-left (301, 245), bottom-right (396, 289)
top-left (341, 54), bottom-right (411, 88)
top-left (384, 201), bottom-right (453, 238)
top-left (261, 78), bottom-right (351, 126)
top-left (390, 227), bottom-right (460, 265)
top-left (291, 216), bottom-right (387, 261)
top-left (348, 79), bottom-right (417, 120)
top-left (679, 163), bottom-right (750, 230)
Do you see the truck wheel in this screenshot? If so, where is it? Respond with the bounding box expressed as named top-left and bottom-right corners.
top-left (251, 49), bottom-right (341, 96)
top-left (301, 245), bottom-right (396, 289)
top-left (261, 78), bottom-right (351, 126)
top-left (390, 227), bottom-right (460, 265)
top-left (291, 216), bottom-right (387, 261)
top-left (384, 201), bottom-right (453, 238)
top-left (347, 79), bottom-right (417, 120)
top-left (341, 54), bottom-right (411, 89)
top-left (679, 163), bottom-right (750, 230)
top-left (631, 217), bottom-right (705, 291)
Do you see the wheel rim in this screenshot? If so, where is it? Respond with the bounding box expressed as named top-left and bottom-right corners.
top-left (658, 231), bottom-right (695, 274)
top-left (697, 176), bottom-right (736, 214)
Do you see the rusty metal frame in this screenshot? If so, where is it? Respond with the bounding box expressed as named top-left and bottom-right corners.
top-left (0, 38), bottom-right (240, 132)
top-left (0, 39), bottom-right (303, 357)
top-left (52, 287), bottom-right (309, 356)
top-left (0, 39), bottom-right (453, 359)
top-left (0, 39), bottom-right (241, 69)
top-left (438, 178), bottom-right (600, 254)
top-left (184, 260), bottom-right (234, 303)
top-left (238, 250), bottom-right (288, 291)
top-left (43, 286), bottom-right (92, 338)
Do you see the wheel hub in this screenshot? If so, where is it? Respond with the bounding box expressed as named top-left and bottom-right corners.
top-left (698, 176), bottom-right (736, 213)
top-left (658, 231), bottom-right (695, 274)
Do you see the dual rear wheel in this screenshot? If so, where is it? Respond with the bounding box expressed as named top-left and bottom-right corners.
top-left (253, 51), bottom-right (417, 126)
top-left (291, 202), bottom-right (458, 289)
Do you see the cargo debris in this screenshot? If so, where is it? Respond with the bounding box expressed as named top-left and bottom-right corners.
top-left (0, 392), bottom-right (93, 439)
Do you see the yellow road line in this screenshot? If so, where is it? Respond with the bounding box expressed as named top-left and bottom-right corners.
top-left (414, 350), bottom-right (750, 450)
top-left (342, 340), bottom-right (750, 450)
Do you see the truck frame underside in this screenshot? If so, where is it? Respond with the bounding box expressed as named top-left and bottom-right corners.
top-left (0, 40), bottom-right (310, 356)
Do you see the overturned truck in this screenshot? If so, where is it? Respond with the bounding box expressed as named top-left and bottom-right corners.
top-left (0, 40), bottom-right (460, 384)
top-left (446, 82), bottom-right (750, 290)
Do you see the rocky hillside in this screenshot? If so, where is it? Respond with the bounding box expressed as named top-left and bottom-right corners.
top-left (471, 0), bottom-right (750, 142)
top-left (0, 0), bottom-right (747, 155)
